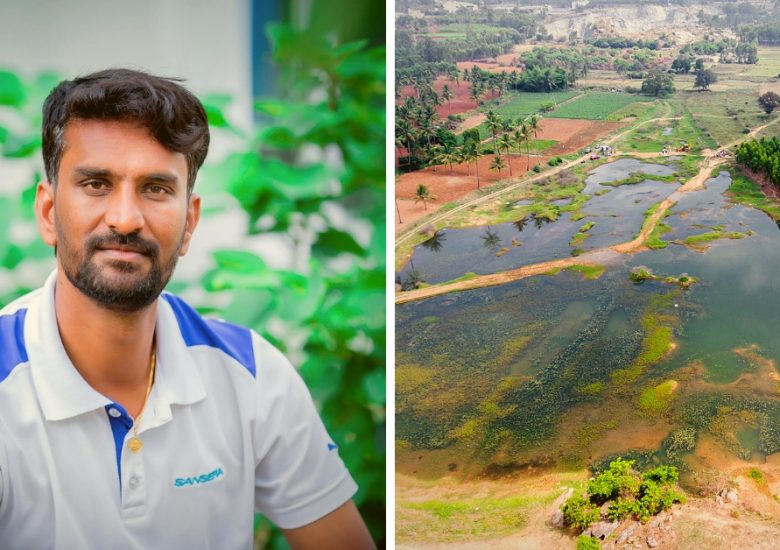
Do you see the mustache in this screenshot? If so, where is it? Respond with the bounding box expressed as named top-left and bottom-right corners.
top-left (86, 231), bottom-right (159, 257)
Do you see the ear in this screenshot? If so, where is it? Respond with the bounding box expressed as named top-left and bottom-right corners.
top-left (34, 180), bottom-right (57, 248)
top-left (179, 193), bottom-right (201, 256)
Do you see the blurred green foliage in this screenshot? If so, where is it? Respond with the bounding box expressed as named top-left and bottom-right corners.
top-left (0, 21), bottom-right (385, 550)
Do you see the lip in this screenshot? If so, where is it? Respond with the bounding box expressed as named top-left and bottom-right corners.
top-left (97, 247), bottom-right (148, 261)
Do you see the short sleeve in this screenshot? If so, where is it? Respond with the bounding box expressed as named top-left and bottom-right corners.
top-left (251, 334), bottom-right (358, 529)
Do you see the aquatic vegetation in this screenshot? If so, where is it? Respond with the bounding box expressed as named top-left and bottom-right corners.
top-left (646, 222), bottom-right (672, 249)
top-left (602, 171), bottom-right (678, 187)
top-left (544, 264), bottom-right (606, 280)
top-left (748, 468), bottom-right (764, 484)
top-left (638, 380), bottom-right (678, 413)
top-left (683, 228), bottom-right (746, 247)
top-left (612, 292), bottom-right (678, 383)
top-left (629, 266), bottom-right (697, 288)
top-left (663, 427), bottom-right (697, 460)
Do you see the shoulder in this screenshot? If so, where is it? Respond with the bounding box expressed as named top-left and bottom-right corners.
top-left (0, 289), bottom-right (42, 385)
top-left (160, 293), bottom-right (294, 384)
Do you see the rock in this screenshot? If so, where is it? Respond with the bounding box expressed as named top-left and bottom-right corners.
top-left (395, 283), bottom-right (403, 292)
top-left (418, 224), bottom-right (435, 237)
top-left (726, 490), bottom-right (738, 504)
top-left (588, 520), bottom-right (620, 540)
top-left (616, 522), bottom-right (637, 544)
top-left (549, 510), bottom-right (564, 528)
top-left (647, 535), bottom-right (660, 548)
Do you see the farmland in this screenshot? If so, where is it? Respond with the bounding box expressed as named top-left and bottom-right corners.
top-left (486, 90), bottom-right (580, 118)
top-left (546, 92), bottom-right (644, 120)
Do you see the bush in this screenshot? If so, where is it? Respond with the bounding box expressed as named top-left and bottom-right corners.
top-left (577, 534), bottom-right (602, 550)
top-left (533, 165), bottom-right (542, 173)
top-left (562, 494), bottom-right (600, 530)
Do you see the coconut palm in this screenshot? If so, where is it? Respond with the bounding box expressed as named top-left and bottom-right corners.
top-left (442, 84), bottom-right (454, 110)
top-left (498, 133), bottom-right (515, 176)
top-left (481, 227), bottom-right (501, 251)
top-left (463, 142), bottom-right (484, 189)
top-left (490, 155), bottom-right (506, 176)
top-left (414, 184), bottom-right (435, 210)
top-left (486, 111), bottom-right (503, 157)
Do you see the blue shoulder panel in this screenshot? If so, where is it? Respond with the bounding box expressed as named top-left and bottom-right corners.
top-left (0, 308), bottom-right (28, 384)
top-left (162, 294), bottom-right (256, 378)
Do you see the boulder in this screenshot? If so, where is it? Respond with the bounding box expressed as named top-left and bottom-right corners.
top-left (588, 520), bottom-right (619, 540)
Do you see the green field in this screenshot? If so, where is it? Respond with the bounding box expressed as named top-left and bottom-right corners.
top-left (547, 92), bottom-right (643, 120)
top-left (682, 89), bottom-right (764, 146)
top-left (486, 91), bottom-right (579, 118)
top-left (425, 23), bottom-right (509, 39)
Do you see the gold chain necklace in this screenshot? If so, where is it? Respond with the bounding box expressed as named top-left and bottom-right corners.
top-left (127, 345), bottom-right (156, 453)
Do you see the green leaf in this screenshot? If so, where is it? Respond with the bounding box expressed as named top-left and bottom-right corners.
top-left (312, 228), bottom-right (365, 258)
top-left (1, 244), bottom-right (23, 269)
top-left (361, 370), bottom-right (386, 405)
top-left (202, 268), bottom-right (282, 292)
top-left (3, 133), bottom-right (41, 158)
top-left (212, 249), bottom-right (268, 273)
top-left (0, 71), bottom-right (26, 107)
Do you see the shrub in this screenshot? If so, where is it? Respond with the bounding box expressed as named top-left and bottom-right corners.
top-left (533, 165), bottom-right (542, 173)
top-left (562, 494), bottom-right (600, 530)
top-left (577, 534), bottom-right (602, 550)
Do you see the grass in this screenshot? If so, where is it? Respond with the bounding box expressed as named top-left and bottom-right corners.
top-left (545, 264), bottom-right (606, 280)
top-left (684, 229), bottom-right (746, 246)
top-left (547, 92), bottom-right (643, 120)
top-left (603, 172), bottom-right (677, 187)
top-left (639, 380), bottom-right (678, 413)
top-left (728, 169), bottom-right (780, 221)
top-left (647, 222), bottom-right (672, 249)
top-left (424, 23), bottom-right (509, 39)
top-left (682, 89), bottom-right (764, 147)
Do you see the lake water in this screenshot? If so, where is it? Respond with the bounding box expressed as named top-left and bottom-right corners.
top-left (396, 169), bottom-right (780, 476)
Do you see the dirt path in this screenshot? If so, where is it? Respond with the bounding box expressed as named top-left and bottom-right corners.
top-left (456, 113), bottom-right (486, 134)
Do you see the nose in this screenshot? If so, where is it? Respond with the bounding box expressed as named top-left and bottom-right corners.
top-left (103, 184), bottom-right (144, 235)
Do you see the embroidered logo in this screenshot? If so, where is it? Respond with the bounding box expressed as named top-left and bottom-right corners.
top-left (174, 467), bottom-right (225, 488)
top-left (327, 442), bottom-right (338, 451)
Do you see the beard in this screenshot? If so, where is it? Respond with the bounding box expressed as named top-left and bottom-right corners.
top-left (57, 228), bottom-right (182, 313)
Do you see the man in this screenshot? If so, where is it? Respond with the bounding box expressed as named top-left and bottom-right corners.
top-left (0, 68), bottom-right (375, 549)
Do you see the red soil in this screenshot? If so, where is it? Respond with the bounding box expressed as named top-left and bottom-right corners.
top-left (398, 76), bottom-right (478, 118)
top-left (395, 153), bottom-right (549, 229)
top-left (534, 118), bottom-right (625, 155)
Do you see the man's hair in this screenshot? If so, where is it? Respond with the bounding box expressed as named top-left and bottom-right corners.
top-left (42, 68), bottom-right (210, 191)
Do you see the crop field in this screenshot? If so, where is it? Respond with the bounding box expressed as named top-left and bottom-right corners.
top-left (615, 110), bottom-right (713, 153)
top-left (546, 92), bottom-right (643, 120)
top-left (486, 91), bottom-right (579, 118)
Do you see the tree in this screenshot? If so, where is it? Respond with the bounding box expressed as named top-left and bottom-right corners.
top-left (489, 155), bottom-right (506, 176)
top-left (694, 68), bottom-right (717, 91)
top-left (463, 142), bottom-right (484, 189)
top-left (671, 56), bottom-right (692, 74)
top-left (759, 91), bottom-right (780, 115)
top-left (486, 110), bottom-right (503, 156)
top-left (641, 70), bottom-right (675, 97)
top-left (694, 58), bottom-right (705, 71)
top-left (414, 184), bottom-right (435, 210)
top-left (498, 134), bottom-right (515, 176)
top-left (441, 84), bottom-right (453, 109)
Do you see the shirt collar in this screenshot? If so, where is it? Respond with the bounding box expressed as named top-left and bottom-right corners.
top-left (27, 270), bottom-right (205, 422)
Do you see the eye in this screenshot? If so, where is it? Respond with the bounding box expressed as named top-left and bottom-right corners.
top-left (146, 184), bottom-right (167, 194)
top-left (83, 180), bottom-right (109, 191)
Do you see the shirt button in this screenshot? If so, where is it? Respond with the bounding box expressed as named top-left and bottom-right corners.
top-left (128, 476), bottom-right (140, 489)
top-left (108, 408), bottom-right (121, 418)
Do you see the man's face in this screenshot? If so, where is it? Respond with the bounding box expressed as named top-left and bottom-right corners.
top-left (36, 119), bottom-right (200, 312)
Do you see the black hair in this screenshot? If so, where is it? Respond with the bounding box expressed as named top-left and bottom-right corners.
top-left (42, 68), bottom-right (210, 191)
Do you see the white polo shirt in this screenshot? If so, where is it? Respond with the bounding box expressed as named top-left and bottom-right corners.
top-left (0, 271), bottom-right (357, 549)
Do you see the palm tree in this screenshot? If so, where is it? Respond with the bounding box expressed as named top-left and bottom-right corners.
top-left (395, 118), bottom-right (418, 169)
top-left (414, 184), bottom-right (435, 210)
top-left (469, 83), bottom-right (481, 106)
top-left (490, 155), bottom-right (506, 177)
top-left (486, 110), bottom-right (502, 157)
top-left (442, 84), bottom-right (454, 110)
top-left (498, 134), bottom-right (515, 176)
top-left (463, 142), bottom-right (484, 189)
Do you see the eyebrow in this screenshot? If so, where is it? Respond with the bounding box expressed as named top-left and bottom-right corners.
top-left (73, 166), bottom-right (180, 184)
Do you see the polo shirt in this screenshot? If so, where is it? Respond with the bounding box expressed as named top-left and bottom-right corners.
top-left (0, 271), bottom-right (357, 549)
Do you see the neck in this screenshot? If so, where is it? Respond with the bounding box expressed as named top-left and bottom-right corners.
top-left (53, 270), bottom-right (157, 417)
